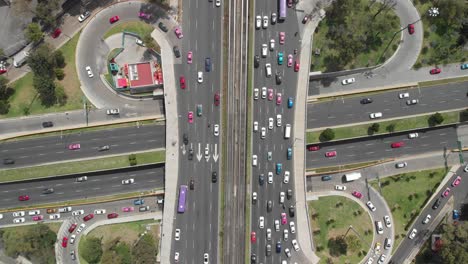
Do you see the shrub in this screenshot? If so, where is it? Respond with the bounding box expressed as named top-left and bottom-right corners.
top-left (320, 128), bottom-right (335, 141)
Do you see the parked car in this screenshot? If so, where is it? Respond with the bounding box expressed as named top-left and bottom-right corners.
top-left (78, 11), bottom-right (91, 22)
top-left (430, 68), bottom-right (441, 75)
top-left (341, 78), bottom-right (355, 85)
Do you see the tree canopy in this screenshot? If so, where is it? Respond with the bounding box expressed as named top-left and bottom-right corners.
top-left (439, 222), bottom-right (468, 263)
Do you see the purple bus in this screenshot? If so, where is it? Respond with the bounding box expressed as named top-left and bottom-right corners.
top-left (278, 0), bottom-right (287, 21)
top-left (177, 185), bottom-right (188, 213)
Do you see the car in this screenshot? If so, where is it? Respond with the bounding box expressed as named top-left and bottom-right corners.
top-left (269, 39), bottom-right (275, 50)
top-left (321, 175), bottom-right (332, 181)
top-left (98, 145), bottom-right (110, 151)
top-left (283, 229), bottom-right (289, 241)
top-left (174, 27), bottom-right (184, 39)
top-left (408, 228), bottom-right (417, 239)
top-left (135, 38), bottom-right (145, 46)
top-left (173, 46), bottom-right (181, 58)
top-left (78, 11), bottom-right (91, 22)
top-left (252, 192), bottom-right (257, 204)
top-left (384, 215), bottom-right (391, 227)
top-left (308, 145), bottom-right (320, 151)
top-left (68, 223), bottom-right (78, 233)
top-left (276, 114), bottom-right (282, 126)
top-left (252, 155), bottom-right (258, 166)
top-left (214, 92), bottom-right (220, 106)
top-left (370, 112), bottom-right (383, 119)
top-left (76, 223), bottom-right (86, 234)
top-left (32, 215), bottom-right (43, 221)
top-left (179, 76), bottom-right (186, 89)
top-left (278, 52), bottom-right (284, 65)
top-left (76, 176), bottom-right (88, 182)
top-left (18, 195), bottom-right (30, 201)
top-left (276, 241), bottom-right (282, 253)
top-left (190, 178), bottom-right (195, 190)
top-left (205, 57), bottom-right (211, 72)
top-left (267, 151), bottom-right (272, 161)
top-left (43, 188), bottom-right (54, 194)
top-left (255, 16), bottom-right (261, 29)
top-left (263, 228), bottom-right (271, 241)
top-left (281, 212), bottom-right (287, 224)
top-left (251, 232), bottom-right (256, 243)
top-left (287, 54), bottom-right (293, 67)
top-left (268, 172), bottom-right (273, 184)
top-left (302, 15), bottom-right (309, 24)
top-left (262, 16), bottom-right (268, 28)
top-left (268, 88), bottom-right (273, 100)
top-left (42, 121), bottom-right (54, 128)
top-left (213, 124), bottom-right (219, 136)
top-left (215, 0), bottom-right (221, 7)
top-left (106, 108), bottom-right (120, 115)
top-left (276, 163), bottom-right (282, 175)
top-left (253, 88), bottom-right (259, 99)
top-left (422, 214), bottom-right (431, 224)
top-left (49, 214), bottom-right (60, 220)
top-left (441, 187), bottom-right (451, 197)
top-left (72, 210), bottom-right (84, 216)
top-left (84, 66), bottom-right (94, 78)
top-left (68, 143), bottom-right (80, 150)
top-left (271, 13), bottom-right (277, 24)
top-left (395, 162), bottom-right (407, 168)
top-left (122, 178), bottom-right (134, 185)
top-left (251, 253), bottom-right (257, 264)
top-left (259, 216), bottom-right (264, 228)
top-left (268, 118), bottom-right (274, 129)
top-left (408, 133), bottom-right (419, 139)
top-left (292, 239), bottom-right (300, 251)
top-left (261, 44), bottom-right (268, 57)
top-left (375, 242), bottom-right (381, 254)
top-left (261, 87), bottom-right (267, 98)
top-left (197, 71), bottom-right (203, 83)
top-left (261, 127), bottom-right (266, 139)
top-left (452, 176), bottom-right (461, 187)
top-left (254, 55), bottom-right (259, 68)
top-left (360, 98), bottom-right (373, 104)
top-left (287, 189), bottom-right (293, 200)
top-left (399, 92), bottom-right (410, 99)
top-left (51, 28), bottom-right (61, 38)
top-left (187, 111), bottom-right (194, 123)
top-left (109, 16), bottom-right (120, 23)
top-left (70, 234), bottom-right (76, 244)
top-left (367, 201), bottom-right (376, 211)
top-left (408, 24), bottom-right (415, 34)
top-left (294, 61), bottom-right (300, 72)
top-left (342, 78), bottom-right (356, 85)
top-left (407, 99), bottom-right (419, 105)
top-left (61, 237), bottom-right (68, 248)
top-left (284, 171), bottom-right (290, 183)
top-left (94, 209), bottom-right (106, 215)
top-left (432, 198), bottom-right (441, 209)
top-left (158, 22), bottom-right (168, 32)
top-left (174, 252), bottom-right (180, 262)
top-left (335, 185), bottom-right (347, 191)
top-left (375, 221), bottom-right (384, 234)
top-left (203, 253), bottom-right (209, 264)
top-left (285, 248), bottom-right (291, 258)
top-left (138, 12), bottom-right (151, 19)
top-left (352, 191), bottom-right (363, 199)
top-left (266, 200), bottom-right (272, 212)
top-left (279, 192), bottom-right (285, 204)
top-left (279, 32), bottom-right (285, 44)
top-left (287, 148), bottom-right (292, 160)
top-left (453, 210), bottom-right (460, 220)
top-left (465, 164), bottom-right (468, 172)
top-left (325, 151), bottom-right (337, 157)
top-left (460, 63), bottom-right (468, 70)
top-left (253, 121), bottom-right (258, 132)
top-left (430, 68), bottom-right (441, 75)
top-left (83, 214), bottom-right (94, 222)
top-left (275, 220), bottom-right (280, 231)
top-left (13, 217), bottom-right (25, 223)
top-left (378, 254), bottom-right (386, 264)
top-left (175, 229), bottom-right (181, 240)
top-left (276, 93), bottom-right (282, 105)
top-left (289, 221), bottom-right (296, 233)
top-left (276, 73), bottom-right (282, 84)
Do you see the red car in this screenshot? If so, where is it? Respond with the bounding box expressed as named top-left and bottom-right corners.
top-left (188, 111), bottom-right (193, 123)
top-left (68, 143), bottom-right (81, 150)
top-left (32, 215), bottom-right (43, 221)
top-left (281, 212), bottom-right (287, 225)
top-left (268, 88), bottom-right (274, 101)
top-left (179, 76), bottom-right (186, 89)
top-left (294, 61), bottom-right (300, 72)
top-left (107, 213), bottom-right (119, 219)
top-left (352, 191), bottom-right (363, 199)
top-left (174, 27), bottom-right (183, 39)
top-left (51, 28), bottom-right (61, 38)
top-left (308, 145), bottom-right (320, 151)
top-left (408, 24), bottom-right (415, 35)
top-left (452, 176), bottom-right (461, 187)
top-left (279, 32), bottom-right (285, 45)
top-left (68, 223), bottom-right (77, 233)
top-left (138, 12), bottom-right (151, 19)
top-left (187, 51), bottom-right (193, 64)
top-left (251, 231), bottom-right (256, 243)
top-left (276, 93), bottom-right (282, 105)
top-left (391, 142), bottom-right (404, 148)
top-left (62, 237), bottom-right (68, 248)
top-left (122, 207), bottom-right (134, 212)
top-left (430, 68), bottom-right (441, 75)
top-left (325, 151), bottom-right (337, 157)
top-left (83, 213), bottom-right (94, 222)
top-left (18, 195), bottom-right (30, 201)
top-left (441, 187), bottom-right (451, 197)
top-left (109, 16), bottom-right (120, 24)
top-left (214, 93), bottom-right (220, 106)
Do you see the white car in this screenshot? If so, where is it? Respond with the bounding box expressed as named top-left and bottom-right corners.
top-left (366, 257), bottom-right (374, 264)
top-left (28, 210), bottom-right (40, 216)
top-left (289, 221), bottom-right (296, 233)
top-left (279, 192), bottom-right (285, 204)
top-left (259, 216), bottom-right (265, 228)
top-left (275, 219), bottom-right (280, 231)
top-left (375, 221), bottom-right (384, 234)
top-left (122, 178), bottom-right (135, 185)
top-left (204, 146), bottom-right (209, 157)
top-left (0, 214), bottom-right (3, 219)
top-left (263, 16), bottom-right (268, 28)
top-left (253, 121), bottom-right (258, 132)
top-left (215, 0), bottom-right (221, 7)
top-left (12, 211), bottom-right (25, 217)
top-left (378, 254), bottom-right (386, 264)
top-left (49, 214), bottom-right (61, 220)
top-left (341, 77), bottom-right (355, 85)
top-left (283, 229), bottom-right (289, 241)
top-left (266, 228), bottom-right (272, 240)
top-left (408, 228), bottom-right (417, 239)
top-left (78, 11), bottom-right (91, 22)
top-left (203, 253), bottom-right (209, 264)
top-left (175, 229), bottom-right (181, 240)
top-left (252, 155), bottom-right (258, 166)
top-left (292, 239), bottom-right (300, 251)
top-left (252, 192), bottom-right (257, 203)
top-left (407, 99), bottom-right (419, 105)
top-left (269, 39), bottom-right (275, 51)
top-left (399, 92), bottom-right (410, 99)
top-left (284, 171), bottom-right (290, 183)
top-left (261, 87), bottom-right (267, 98)
top-left (214, 124), bottom-right (219, 136)
top-left (13, 218), bottom-right (25, 223)
top-left (261, 127), bottom-right (266, 139)
top-left (174, 252), bottom-right (180, 262)
top-left (408, 132), bottom-right (419, 138)
top-left (94, 209), bottom-right (106, 215)
top-left (422, 214), bottom-right (431, 224)
top-left (85, 66), bottom-right (94, 78)
top-left (367, 201), bottom-right (376, 211)
top-left (268, 172), bottom-right (273, 184)
top-left (255, 16), bottom-right (261, 29)
top-left (268, 118), bottom-right (274, 129)
top-left (70, 235), bottom-right (76, 244)
top-left (395, 162), bottom-right (408, 168)
top-left (335, 185), bottom-right (347, 191)
top-left (136, 38), bottom-right (145, 47)
top-left (384, 215), bottom-right (391, 227)
top-left (72, 210), bottom-right (84, 216)
top-left (262, 44), bottom-right (268, 57)
top-left (106, 108), bottom-right (120, 115)
top-left (285, 248), bottom-right (291, 258)
top-left (369, 112), bottom-right (383, 119)
top-left (197, 71), bottom-right (203, 83)
top-left (76, 223), bottom-right (86, 234)
top-left (254, 88), bottom-right (259, 99)
top-left (276, 114), bottom-right (282, 126)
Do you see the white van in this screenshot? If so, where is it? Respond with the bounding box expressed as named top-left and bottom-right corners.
top-left (265, 63), bottom-right (272, 77)
top-left (284, 124), bottom-right (291, 139)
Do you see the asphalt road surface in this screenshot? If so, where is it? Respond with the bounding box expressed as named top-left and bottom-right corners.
top-left (0, 166), bottom-right (164, 209)
top-left (306, 126), bottom-right (459, 168)
top-left (0, 124), bottom-right (165, 169)
top-left (307, 81), bottom-right (468, 129)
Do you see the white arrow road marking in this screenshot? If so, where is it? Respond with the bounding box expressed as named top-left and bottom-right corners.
top-left (213, 143), bottom-right (219, 162)
top-left (197, 143), bottom-right (202, 161)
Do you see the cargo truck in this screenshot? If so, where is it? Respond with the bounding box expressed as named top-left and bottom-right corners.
top-left (344, 172), bottom-right (361, 182)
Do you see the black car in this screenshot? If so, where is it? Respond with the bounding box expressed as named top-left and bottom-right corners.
top-left (276, 73), bottom-right (282, 84)
top-left (158, 22), bottom-right (168, 32)
top-left (251, 254), bottom-right (257, 264)
top-left (259, 174), bottom-right (265, 185)
top-left (205, 57), bottom-right (211, 72)
top-left (188, 148), bottom-right (193, 160)
top-left (254, 55), bottom-right (260, 68)
top-left (42, 121), bottom-right (54, 128)
top-left (3, 158), bottom-right (14, 165)
top-left (276, 241), bottom-right (282, 253)
top-left (287, 189), bottom-right (293, 200)
top-left (432, 198), bottom-right (441, 209)
top-left (173, 46), bottom-right (181, 58)
top-left (212, 172), bottom-right (217, 183)
top-left (267, 200), bottom-right (272, 212)
top-left (360, 98), bottom-right (373, 104)
top-left (289, 206), bottom-right (295, 217)
top-left (321, 175), bottom-right (332, 181)
top-left (189, 179), bottom-right (194, 190)
top-left (183, 133), bottom-right (189, 145)
top-left (43, 188), bottom-right (54, 194)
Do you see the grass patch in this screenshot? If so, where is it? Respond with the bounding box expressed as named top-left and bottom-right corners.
top-left (0, 150), bottom-right (165, 183)
top-left (309, 196), bottom-right (373, 263)
top-left (0, 222), bottom-right (62, 233)
top-left (307, 111), bottom-right (460, 143)
top-left (103, 21), bottom-right (154, 39)
top-left (370, 168), bottom-right (446, 251)
top-left (418, 76), bottom-right (468, 87)
top-left (309, 160), bottom-right (381, 173)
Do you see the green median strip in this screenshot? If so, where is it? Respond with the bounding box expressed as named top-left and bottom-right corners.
top-left (307, 110), bottom-right (461, 143)
top-left (0, 150), bottom-right (165, 183)
top-left (418, 76), bottom-right (468, 88)
top-left (307, 160), bottom-right (382, 174)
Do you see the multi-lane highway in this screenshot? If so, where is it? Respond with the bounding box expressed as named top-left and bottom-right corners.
top-left (307, 82), bottom-right (468, 129)
top-left (0, 124), bottom-right (165, 168)
top-left (306, 126), bottom-right (459, 168)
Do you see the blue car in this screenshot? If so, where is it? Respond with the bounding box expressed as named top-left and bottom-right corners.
top-left (287, 148), bottom-right (292, 160)
top-left (134, 198), bottom-right (145, 205)
top-left (288, 97), bottom-right (294, 108)
top-left (461, 63), bottom-right (468, 70)
top-left (276, 163), bottom-right (282, 175)
top-left (276, 241), bottom-right (282, 253)
top-left (278, 52), bottom-right (283, 65)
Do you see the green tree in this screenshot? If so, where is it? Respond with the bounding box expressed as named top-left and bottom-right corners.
top-left (55, 83), bottom-right (67, 105)
top-left (33, 75), bottom-right (56, 107)
top-left (439, 222), bottom-right (468, 263)
top-left (328, 236), bottom-right (347, 256)
top-left (368, 123), bottom-right (380, 134)
top-left (320, 128), bottom-right (335, 141)
top-left (345, 234), bottom-right (361, 252)
top-left (82, 237), bottom-right (103, 264)
top-left (55, 68), bottom-right (65, 80)
top-left (24, 23), bottom-right (43, 43)
top-left (53, 50), bottom-right (66, 68)
top-left (35, 0), bottom-right (60, 28)
top-left (386, 123), bottom-right (396, 133)
top-left (132, 234), bottom-right (156, 264)
top-left (428, 112), bottom-right (444, 126)
top-left (28, 44), bottom-right (55, 77)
